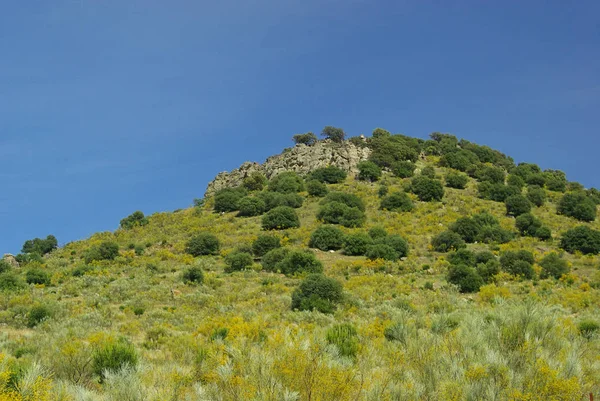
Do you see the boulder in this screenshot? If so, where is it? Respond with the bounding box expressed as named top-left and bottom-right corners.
top-left (2, 254), bottom-right (19, 268)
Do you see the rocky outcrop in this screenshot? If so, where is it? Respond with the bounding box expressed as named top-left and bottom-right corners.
top-left (2, 254), bottom-right (19, 268)
top-left (205, 140), bottom-right (371, 197)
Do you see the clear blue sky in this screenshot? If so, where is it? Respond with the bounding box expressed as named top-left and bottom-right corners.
top-left (1, 1), bottom-right (599, 254)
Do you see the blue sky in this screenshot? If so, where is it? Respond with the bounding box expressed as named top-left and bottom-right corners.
top-left (1, 0), bottom-right (599, 253)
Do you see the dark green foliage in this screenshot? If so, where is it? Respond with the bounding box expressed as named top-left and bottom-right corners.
top-left (0, 260), bottom-right (10, 274)
top-left (506, 174), bottom-right (525, 189)
top-left (450, 217), bottom-right (481, 243)
top-left (348, 136), bottom-right (369, 148)
top-left (293, 132), bottom-right (318, 146)
top-left (309, 225), bottom-right (345, 251)
top-left (268, 172), bottom-right (305, 193)
top-left (120, 211), bottom-right (148, 229)
top-left (85, 241), bottom-right (120, 263)
top-left (539, 253), bottom-right (569, 279)
top-left (560, 226), bottom-right (600, 255)
top-left (515, 213), bottom-right (541, 236)
top-left (420, 166), bottom-right (436, 178)
top-left (568, 182), bottom-right (586, 192)
top-left (449, 212), bottom-right (512, 245)
top-left (543, 170), bottom-right (567, 192)
top-left (476, 259), bottom-right (500, 283)
top-left (526, 173), bottom-right (546, 187)
top-left (475, 251), bottom-right (496, 264)
top-left (321, 126), bottom-right (346, 143)
top-left (377, 235), bottom-right (409, 259)
top-left (384, 322), bottom-right (408, 343)
top-left (258, 192), bottom-right (304, 210)
top-left (477, 166), bottom-right (505, 184)
top-left (477, 182), bottom-right (520, 202)
top-left (261, 248), bottom-right (290, 272)
top-left (185, 233), bottom-right (220, 256)
top-left (343, 233), bottom-right (374, 256)
top-left (291, 274), bottom-right (343, 313)
top-left (448, 249), bottom-right (475, 266)
top-left (586, 188), bottom-right (600, 204)
top-left (252, 235), bottom-right (281, 257)
top-left (21, 235), bottom-right (58, 256)
top-left (356, 161), bottom-right (382, 182)
top-left (431, 231), bottom-right (466, 252)
top-left (377, 185), bottom-right (389, 197)
top-left (380, 192), bottom-right (414, 212)
top-left (511, 163), bottom-right (541, 181)
top-left (242, 173), bottom-right (268, 191)
top-left (368, 133), bottom-right (421, 167)
top-left (557, 192), bottom-right (597, 222)
top-left (526, 185), bottom-right (547, 207)
top-left (93, 340), bottom-right (138, 382)
top-left (182, 266), bottom-right (204, 284)
top-left (578, 320), bottom-right (600, 339)
top-left (439, 149), bottom-right (479, 172)
top-left (306, 180), bottom-right (328, 197)
top-left (500, 251), bottom-right (535, 279)
top-left (323, 192), bottom-right (366, 211)
top-left (391, 161), bottom-right (416, 178)
top-left (535, 226), bottom-right (552, 241)
top-left (477, 226), bottom-right (515, 244)
top-left (213, 187), bottom-right (248, 213)
top-left (505, 195), bottom-right (531, 217)
top-left (236, 196), bottom-right (266, 217)
top-left (326, 324), bottom-right (359, 359)
top-left (365, 244), bottom-right (399, 261)
top-left (459, 139), bottom-right (514, 168)
top-left (317, 202), bottom-right (366, 228)
top-left (26, 268), bottom-right (50, 285)
top-left (409, 176), bottom-right (444, 201)
top-left (0, 272), bottom-right (25, 291)
top-left (309, 166), bottom-right (347, 184)
top-left (224, 252), bottom-right (253, 273)
top-left (472, 212), bottom-right (500, 228)
top-left (27, 305), bottom-right (51, 328)
top-left (368, 226), bottom-right (388, 240)
top-left (447, 264), bottom-right (484, 293)
top-left (279, 250), bottom-right (323, 276)
top-left (262, 206), bottom-right (300, 230)
top-left (445, 172), bottom-right (468, 189)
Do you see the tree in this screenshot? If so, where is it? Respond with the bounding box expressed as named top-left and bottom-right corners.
top-left (21, 235), bottom-right (58, 256)
top-left (431, 231), bottom-right (466, 252)
top-left (278, 250), bottom-right (323, 276)
top-left (120, 211), bottom-right (149, 229)
top-left (26, 268), bottom-right (50, 285)
top-left (306, 179), bottom-right (328, 197)
top-left (262, 206), bottom-right (300, 230)
top-left (420, 166), bottom-right (436, 178)
top-left (368, 226), bottom-right (388, 240)
top-left (560, 226), bottom-right (600, 255)
top-left (252, 235), bottom-right (281, 257)
top-left (213, 187), bottom-right (247, 213)
top-left (527, 185), bottom-right (547, 207)
top-left (293, 132), bottom-right (318, 146)
top-left (544, 170), bottom-right (567, 192)
top-left (85, 241), bottom-right (120, 263)
top-left (391, 161), bottom-right (416, 178)
top-left (309, 166), bottom-right (347, 184)
top-left (448, 249), bottom-right (475, 267)
top-left (323, 192), bottom-right (366, 211)
top-left (224, 252), bottom-right (253, 273)
top-left (515, 213), bottom-right (542, 236)
top-left (477, 166), bottom-right (505, 184)
top-left (242, 172), bottom-right (268, 191)
top-left (268, 172), bottom-right (305, 193)
top-left (505, 195), bottom-right (531, 217)
top-left (185, 233), bottom-right (220, 256)
top-left (357, 161), bottom-right (382, 182)
top-left (377, 235), bottom-right (409, 258)
top-left (439, 150), bottom-right (479, 172)
top-left (309, 225), bottom-right (345, 251)
top-left (477, 182), bottom-right (520, 202)
top-left (447, 264), bottom-right (483, 293)
top-left (380, 192), bottom-right (414, 212)
top-left (343, 233), bottom-right (374, 256)
top-left (507, 174), bottom-right (525, 189)
top-left (236, 196), bottom-right (266, 217)
top-left (261, 248), bottom-right (290, 272)
top-left (182, 266), bottom-right (204, 284)
top-left (291, 274), bottom-right (343, 313)
top-left (449, 217), bottom-right (480, 243)
top-left (321, 126), bottom-right (346, 143)
top-left (409, 176), bottom-right (444, 202)
top-left (539, 253), bottom-right (569, 279)
top-left (445, 172), bottom-right (468, 189)
top-left (557, 192), bottom-right (597, 222)
top-left (500, 251), bottom-right (535, 279)
top-left (365, 244), bottom-right (398, 261)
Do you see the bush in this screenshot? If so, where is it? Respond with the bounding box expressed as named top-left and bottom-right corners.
top-left (291, 274), bottom-right (343, 313)
top-left (293, 132), bottom-right (317, 146)
top-left (560, 226), bottom-right (600, 254)
top-left (242, 173), bottom-right (267, 191)
top-left (439, 149), bottom-right (479, 172)
top-left (368, 132), bottom-right (420, 167)
top-left (262, 206), bottom-right (300, 230)
top-left (309, 225), bottom-right (345, 251)
top-left (526, 185), bottom-right (547, 207)
top-left (378, 185), bottom-right (389, 197)
top-left (268, 172), bottom-right (305, 193)
top-left (343, 233), bottom-right (374, 256)
top-left (93, 340), bottom-right (138, 382)
top-left (309, 166), bottom-right (347, 184)
top-left (447, 264), bottom-right (484, 293)
top-left (511, 163), bottom-right (542, 181)
top-left (213, 187), bottom-right (247, 213)
top-left (505, 195), bottom-right (531, 217)
top-left (539, 253), bottom-right (569, 279)
top-left (257, 192), bottom-right (304, 210)
top-left (120, 211), bottom-right (149, 229)
top-left (321, 126), bottom-right (345, 143)
top-left (526, 173), bottom-right (546, 187)
top-left (448, 249), bottom-right (475, 266)
top-left (306, 180), bottom-right (328, 197)
top-left (186, 233), bottom-right (220, 256)
top-left (476, 259), bottom-right (500, 283)
top-left (323, 192), bottom-right (366, 211)
top-left (445, 172), bottom-right (468, 189)
top-left (477, 165), bottom-right (505, 184)
top-left (578, 320), bottom-right (600, 339)
top-left (26, 268), bottom-right (50, 285)
top-left (317, 202), bottom-right (365, 228)
top-left (261, 248), bottom-right (290, 272)
top-left (357, 161), bottom-right (382, 182)
top-left (21, 235), bottom-right (58, 256)
top-left (236, 196), bottom-right (266, 217)
top-left (380, 192), bottom-right (414, 212)
top-left (477, 226), bottom-right (514, 244)
top-left (0, 272), bottom-right (25, 291)
top-left (391, 161), bottom-right (416, 178)
top-left (431, 231), bottom-right (466, 252)
top-left (85, 241), bottom-right (120, 263)
top-left (27, 305), bottom-right (51, 328)
top-left (279, 250), bottom-right (323, 276)
top-left (378, 235), bottom-right (409, 258)
top-left (500, 251), bottom-right (535, 279)
top-left (515, 213), bottom-right (542, 236)
top-left (535, 226), bottom-right (552, 241)
top-left (450, 217), bottom-right (481, 243)
top-left (557, 192), bottom-right (597, 222)
top-left (0, 260), bottom-right (11, 274)
top-left (420, 166), bottom-right (436, 178)
top-left (368, 226), bottom-right (388, 240)
top-left (544, 169), bottom-right (567, 192)
top-left (326, 324), bottom-right (359, 359)
top-left (252, 235), bottom-right (281, 257)
top-left (478, 182), bottom-right (520, 202)
top-left (409, 176), bottom-right (444, 201)
top-left (224, 252), bottom-right (253, 273)
top-left (365, 244), bottom-right (398, 261)
top-left (507, 174), bottom-right (525, 189)
top-left (182, 266), bottom-right (204, 284)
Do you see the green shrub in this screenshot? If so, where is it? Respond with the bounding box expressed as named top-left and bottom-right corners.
top-left (262, 206), bottom-right (300, 230)
top-left (535, 226), bottom-right (552, 241)
top-left (182, 266), bottom-right (204, 284)
top-left (224, 252), bottom-right (253, 273)
top-left (21, 235), bottom-right (58, 256)
top-left (365, 244), bottom-right (398, 261)
top-left (0, 260), bottom-right (11, 274)
top-left (242, 172), bottom-right (268, 191)
top-left (511, 163), bottom-right (542, 181)
top-left (252, 235), bottom-right (281, 257)
top-left (544, 170), bottom-right (567, 192)
top-left (0, 272), bottom-right (25, 291)
top-left (213, 187), bottom-right (247, 213)
top-left (309, 225), bottom-right (345, 251)
top-left (475, 251), bottom-right (496, 264)
top-left (368, 226), bottom-right (387, 240)
top-left (478, 182), bottom-right (520, 202)
top-left (507, 174), bottom-right (525, 189)
top-left (431, 231), bottom-right (466, 252)
top-left (476, 259), bottom-right (500, 283)
top-left (357, 161), bottom-right (382, 182)
top-left (309, 166), bottom-right (347, 184)
top-left (515, 213), bottom-right (542, 236)
top-left (439, 149), bottom-right (479, 172)
top-left (447, 264), bottom-right (483, 293)
top-left (323, 192), bottom-right (366, 211)
top-left (448, 249), bottom-right (475, 266)
top-left (85, 241), bottom-right (120, 263)
top-left (500, 251), bottom-right (535, 279)
top-left (257, 192), bottom-right (304, 210)
top-left (391, 161), bottom-right (416, 178)
top-left (380, 192), bottom-right (414, 212)
top-left (477, 226), bottom-right (514, 244)
top-left (321, 126), bottom-right (345, 143)
top-left (26, 268), bottom-right (50, 285)
top-left (306, 180), bottom-right (328, 197)
top-left (377, 235), bottom-right (409, 259)
top-left (343, 233), bottom-right (374, 256)
top-left (369, 132), bottom-right (420, 167)
top-left (291, 274), bottom-right (343, 313)
top-left (505, 194), bottom-right (531, 217)
top-left (26, 304), bottom-right (51, 328)
top-left (186, 233), bottom-right (220, 256)
top-left (268, 172), bottom-right (305, 193)
top-left (420, 166), bottom-right (436, 178)
top-left (93, 340), bottom-right (138, 382)
top-left (409, 176), bottom-right (444, 201)
top-left (326, 324), bottom-right (359, 359)
top-left (526, 185), bottom-right (547, 207)
top-left (293, 132), bottom-right (318, 146)
top-left (236, 196), bottom-right (266, 217)
top-left (526, 173), bottom-right (546, 187)
top-left (450, 217), bottom-right (481, 243)
top-left (210, 327), bottom-right (229, 341)
top-left (72, 265), bottom-right (94, 277)
top-left (384, 322), bottom-right (408, 343)
top-left (120, 211), bottom-right (148, 229)
top-left (557, 192), bottom-right (597, 222)
top-left (261, 248), bottom-right (290, 272)
top-left (477, 165), bottom-right (505, 184)
top-left (279, 250), bottom-right (323, 276)
top-left (578, 320), bottom-right (600, 339)
top-left (317, 202), bottom-right (365, 228)
top-left (560, 226), bottom-right (600, 254)
top-left (377, 185), bottom-right (389, 197)
top-left (445, 172), bottom-right (468, 189)
top-left (539, 253), bottom-right (569, 279)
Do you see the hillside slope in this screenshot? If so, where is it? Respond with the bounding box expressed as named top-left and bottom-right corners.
top-left (1, 129), bottom-right (599, 400)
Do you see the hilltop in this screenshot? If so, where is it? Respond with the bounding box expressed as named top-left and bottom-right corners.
top-left (1, 127), bottom-right (599, 400)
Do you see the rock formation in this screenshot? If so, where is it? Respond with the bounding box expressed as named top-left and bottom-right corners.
top-left (2, 254), bottom-right (19, 268)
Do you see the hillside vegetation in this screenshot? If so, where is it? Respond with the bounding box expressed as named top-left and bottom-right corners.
top-left (1, 128), bottom-right (600, 400)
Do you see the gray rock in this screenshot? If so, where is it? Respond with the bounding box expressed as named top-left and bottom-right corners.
top-left (2, 254), bottom-right (19, 268)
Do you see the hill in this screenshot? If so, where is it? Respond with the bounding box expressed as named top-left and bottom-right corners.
top-left (1, 127), bottom-right (599, 400)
